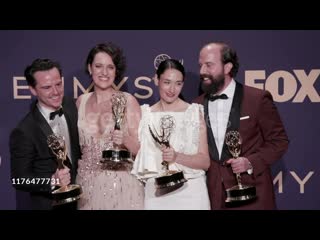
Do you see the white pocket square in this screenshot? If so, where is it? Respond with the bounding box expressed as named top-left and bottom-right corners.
top-left (240, 116), bottom-right (250, 120)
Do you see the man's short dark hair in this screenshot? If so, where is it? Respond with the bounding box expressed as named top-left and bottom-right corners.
top-left (24, 58), bottom-right (62, 87)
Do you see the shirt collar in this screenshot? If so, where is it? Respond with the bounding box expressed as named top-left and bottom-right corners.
top-left (37, 103), bottom-right (62, 122)
top-left (221, 78), bottom-right (236, 99)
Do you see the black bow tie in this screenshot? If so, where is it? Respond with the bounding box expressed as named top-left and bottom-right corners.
top-left (49, 108), bottom-right (64, 120)
top-left (208, 93), bottom-right (228, 101)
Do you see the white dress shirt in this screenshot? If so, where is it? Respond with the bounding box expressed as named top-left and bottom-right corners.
top-left (208, 79), bottom-right (236, 159)
top-left (37, 104), bottom-right (72, 163)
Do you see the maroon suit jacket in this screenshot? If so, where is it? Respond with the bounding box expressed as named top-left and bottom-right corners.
top-left (193, 83), bottom-right (289, 210)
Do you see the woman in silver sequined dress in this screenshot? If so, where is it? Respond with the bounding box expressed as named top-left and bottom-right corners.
top-left (76, 42), bottom-right (144, 210)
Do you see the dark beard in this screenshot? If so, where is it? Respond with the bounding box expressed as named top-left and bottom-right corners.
top-left (200, 74), bottom-right (225, 95)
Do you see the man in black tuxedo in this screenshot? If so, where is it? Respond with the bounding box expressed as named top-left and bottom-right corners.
top-left (10, 58), bottom-right (81, 210)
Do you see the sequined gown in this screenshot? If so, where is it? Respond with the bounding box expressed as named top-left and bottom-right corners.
top-left (76, 92), bottom-right (144, 210)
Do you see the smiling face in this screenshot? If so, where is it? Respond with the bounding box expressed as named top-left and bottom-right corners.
top-left (88, 52), bottom-right (116, 90)
top-left (158, 68), bottom-right (184, 104)
top-left (29, 67), bottom-right (64, 110)
top-left (199, 44), bottom-right (227, 94)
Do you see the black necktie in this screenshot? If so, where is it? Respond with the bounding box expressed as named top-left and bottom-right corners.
top-left (209, 93), bottom-right (228, 101)
top-left (49, 107), bottom-right (64, 120)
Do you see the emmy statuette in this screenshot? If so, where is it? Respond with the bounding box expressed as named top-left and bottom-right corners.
top-left (47, 134), bottom-right (82, 206)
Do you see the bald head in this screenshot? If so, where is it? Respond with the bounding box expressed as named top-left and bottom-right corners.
top-left (200, 42), bottom-right (239, 78)
top-left (198, 42), bottom-right (239, 94)
top-left (201, 42), bottom-right (224, 53)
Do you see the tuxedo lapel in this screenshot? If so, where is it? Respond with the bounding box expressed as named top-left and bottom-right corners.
top-left (31, 101), bottom-right (54, 138)
top-left (204, 96), bottom-right (220, 161)
top-left (32, 99), bottom-right (74, 168)
top-left (220, 82), bottom-right (243, 162)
